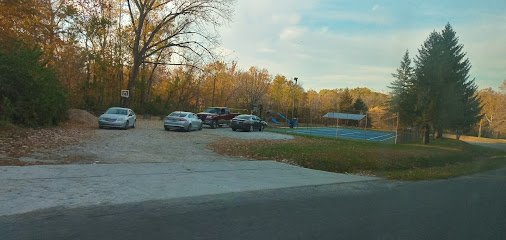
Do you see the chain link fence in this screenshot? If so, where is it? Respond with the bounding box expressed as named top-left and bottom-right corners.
top-left (264, 107), bottom-right (422, 144)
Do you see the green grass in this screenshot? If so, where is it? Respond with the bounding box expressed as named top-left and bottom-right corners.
top-left (254, 129), bottom-right (506, 180)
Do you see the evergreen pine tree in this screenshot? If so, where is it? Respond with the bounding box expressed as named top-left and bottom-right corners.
top-left (413, 31), bottom-right (443, 144)
top-left (438, 24), bottom-right (482, 139)
top-left (353, 97), bottom-right (368, 114)
top-left (396, 23), bottom-right (482, 144)
top-left (389, 50), bottom-right (417, 127)
top-left (339, 88), bottom-right (354, 112)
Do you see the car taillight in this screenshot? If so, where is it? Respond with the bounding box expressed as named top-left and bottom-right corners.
top-left (166, 117), bottom-right (170, 120)
top-left (179, 118), bottom-right (187, 121)
top-left (244, 120), bottom-right (249, 124)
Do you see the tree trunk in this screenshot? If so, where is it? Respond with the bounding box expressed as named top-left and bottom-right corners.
top-left (478, 120), bottom-right (482, 138)
top-left (422, 124), bottom-right (430, 145)
top-left (124, 56), bottom-right (141, 107)
top-left (435, 128), bottom-right (443, 139)
top-left (145, 63), bottom-right (159, 103)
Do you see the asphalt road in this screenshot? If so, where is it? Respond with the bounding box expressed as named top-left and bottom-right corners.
top-left (1, 168), bottom-right (505, 240)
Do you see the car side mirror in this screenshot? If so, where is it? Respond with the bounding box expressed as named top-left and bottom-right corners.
top-left (129, 114), bottom-right (133, 116)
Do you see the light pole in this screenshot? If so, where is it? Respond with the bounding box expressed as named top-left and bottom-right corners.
top-left (292, 77), bottom-right (298, 121)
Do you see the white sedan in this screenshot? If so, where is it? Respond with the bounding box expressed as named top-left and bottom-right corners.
top-left (98, 107), bottom-right (136, 130)
top-left (164, 111), bottom-right (203, 132)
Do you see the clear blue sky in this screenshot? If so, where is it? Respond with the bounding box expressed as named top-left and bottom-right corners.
top-left (217, 0), bottom-right (506, 92)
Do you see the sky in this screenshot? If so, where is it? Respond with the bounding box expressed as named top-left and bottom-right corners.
top-left (216, 0), bottom-right (506, 93)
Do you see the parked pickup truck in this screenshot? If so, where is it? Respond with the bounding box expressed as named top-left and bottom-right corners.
top-left (197, 107), bottom-right (241, 129)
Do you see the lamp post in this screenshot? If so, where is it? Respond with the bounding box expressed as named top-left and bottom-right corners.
top-left (292, 77), bottom-right (298, 120)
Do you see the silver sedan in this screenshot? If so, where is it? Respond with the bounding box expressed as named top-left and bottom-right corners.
top-left (98, 107), bottom-right (136, 130)
top-left (164, 111), bottom-right (203, 132)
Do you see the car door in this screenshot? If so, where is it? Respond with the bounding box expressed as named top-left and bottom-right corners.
top-left (191, 114), bottom-right (198, 129)
top-left (254, 116), bottom-right (261, 129)
top-left (189, 114), bottom-right (198, 130)
top-left (251, 116), bottom-right (258, 129)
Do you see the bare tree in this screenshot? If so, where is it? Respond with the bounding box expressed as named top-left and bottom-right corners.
top-left (240, 66), bottom-right (271, 111)
top-left (124, 0), bottom-right (234, 107)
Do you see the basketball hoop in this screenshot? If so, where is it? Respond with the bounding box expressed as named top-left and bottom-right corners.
top-left (121, 90), bottom-right (129, 98)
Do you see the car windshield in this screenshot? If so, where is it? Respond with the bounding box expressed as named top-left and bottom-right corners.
top-left (203, 108), bottom-right (220, 113)
top-left (169, 113), bottom-right (187, 117)
top-left (106, 109), bottom-right (128, 115)
top-left (237, 115), bottom-right (251, 120)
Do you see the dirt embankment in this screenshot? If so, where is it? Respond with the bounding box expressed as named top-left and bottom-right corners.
top-left (0, 109), bottom-right (97, 166)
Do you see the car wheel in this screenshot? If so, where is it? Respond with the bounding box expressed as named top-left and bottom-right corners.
top-left (164, 126), bottom-right (170, 131)
top-left (132, 120), bottom-right (136, 128)
top-left (259, 125), bottom-right (264, 132)
top-left (99, 125), bottom-right (103, 129)
top-left (187, 123), bottom-right (192, 132)
top-left (211, 120), bottom-right (217, 129)
top-left (123, 121), bottom-right (129, 130)
top-left (232, 128), bottom-right (236, 131)
top-left (198, 123), bottom-right (203, 130)
top-left (248, 125), bottom-right (253, 132)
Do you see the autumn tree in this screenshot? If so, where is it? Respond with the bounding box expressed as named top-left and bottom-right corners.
top-left (124, 0), bottom-right (234, 107)
top-left (319, 89), bottom-right (340, 114)
top-left (237, 66), bottom-right (271, 111)
top-left (269, 75), bottom-right (291, 113)
top-left (306, 89), bottom-right (322, 123)
top-left (477, 82), bottom-right (506, 138)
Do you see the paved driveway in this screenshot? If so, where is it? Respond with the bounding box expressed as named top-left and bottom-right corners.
top-left (0, 120), bottom-right (378, 216)
top-left (0, 161), bottom-right (378, 216)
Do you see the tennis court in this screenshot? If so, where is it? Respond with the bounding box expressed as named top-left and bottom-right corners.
top-left (293, 128), bottom-right (396, 142)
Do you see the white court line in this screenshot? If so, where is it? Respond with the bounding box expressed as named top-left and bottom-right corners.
top-left (379, 134), bottom-right (398, 142)
top-left (339, 132), bottom-right (362, 136)
top-left (296, 130), bottom-right (396, 142)
top-left (367, 133), bottom-right (395, 140)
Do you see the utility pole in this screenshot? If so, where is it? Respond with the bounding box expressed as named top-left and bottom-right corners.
top-left (292, 77), bottom-right (298, 121)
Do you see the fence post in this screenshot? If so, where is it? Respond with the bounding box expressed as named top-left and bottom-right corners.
top-left (336, 112), bottom-right (339, 138)
top-left (364, 113), bottom-right (368, 140)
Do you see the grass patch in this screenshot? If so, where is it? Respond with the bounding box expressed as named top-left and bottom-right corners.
top-left (385, 157), bottom-right (506, 180)
top-left (209, 131), bottom-right (506, 181)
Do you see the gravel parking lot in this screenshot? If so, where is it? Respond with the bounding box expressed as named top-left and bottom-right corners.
top-left (28, 120), bottom-right (293, 164)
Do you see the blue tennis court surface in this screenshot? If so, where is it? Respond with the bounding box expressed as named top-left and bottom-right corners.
top-left (294, 128), bottom-right (396, 142)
